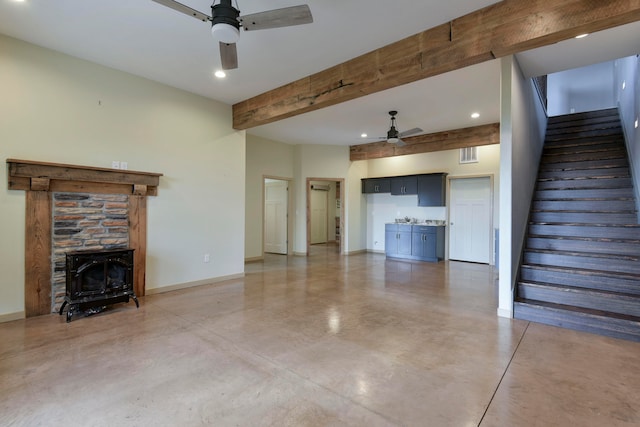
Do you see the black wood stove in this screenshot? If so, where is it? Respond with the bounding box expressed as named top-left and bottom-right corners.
top-left (59, 248), bottom-right (139, 322)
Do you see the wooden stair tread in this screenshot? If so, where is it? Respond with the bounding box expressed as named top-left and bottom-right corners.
top-left (520, 263), bottom-right (640, 281)
top-left (518, 281), bottom-right (640, 298)
top-left (525, 247), bottom-right (640, 260)
top-left (514, 300), bottom-right (640, 323)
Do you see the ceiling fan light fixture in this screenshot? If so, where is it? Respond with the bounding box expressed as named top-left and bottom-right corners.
top-left (211, 0), bottom-right (240, 44)
top-left (387, 137), bottom-right (399, 144)
top-left (212, 22), bottom-right (240, 44)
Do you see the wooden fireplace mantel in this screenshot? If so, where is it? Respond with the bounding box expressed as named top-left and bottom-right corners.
top-left (7, 159), bottom-right (162, 196)
top-left (6, 159), bottom-right (163, 317)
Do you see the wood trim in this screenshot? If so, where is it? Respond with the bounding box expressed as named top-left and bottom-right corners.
top-left (350, 123), bottom-right (500, 161)
top-left (24, 191), bottom-right (52, 316)
top-left (7, 159), bottom-right (162, 317)
top-left (233, 1), bottom-right (640, 129)
top-left (8, 159), bottom-right (162, 194)
top-left (129, 195), bottom-right (147, 297)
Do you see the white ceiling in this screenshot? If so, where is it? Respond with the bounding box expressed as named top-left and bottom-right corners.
top-left (2, 0), bottom-right (639, 147)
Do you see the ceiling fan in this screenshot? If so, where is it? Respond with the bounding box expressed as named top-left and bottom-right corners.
top-left (151, 0), bottom-right (313, 70)
top-left (373, 111), bottom-right (423, 147)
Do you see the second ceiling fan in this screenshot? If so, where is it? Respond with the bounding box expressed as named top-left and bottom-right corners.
top-left (152, 0), bottom-right (313, 70)
top-left (375, 111), bottom-right (423, 147)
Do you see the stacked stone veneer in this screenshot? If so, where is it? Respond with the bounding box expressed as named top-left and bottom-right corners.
top-left (51, 193), bottom-right (130, 312)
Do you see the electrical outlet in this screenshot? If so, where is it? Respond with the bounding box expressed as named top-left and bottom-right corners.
top-left (203, 253), bottom-right (210, 263)
top-left (111, 161), bottom-right (120, 169)
top-left (120, 161), bottom-right (128, 170)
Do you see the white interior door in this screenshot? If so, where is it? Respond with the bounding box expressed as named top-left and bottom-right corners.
top-left (449, 177), bottom-right (492, 264)
top-left (264, 180), bottom-right (288, 254)
top-left (310, 189), bottom-right (328, 244)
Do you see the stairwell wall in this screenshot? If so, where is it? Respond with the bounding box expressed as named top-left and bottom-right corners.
top-left (614, 55), bottom-right (640, 222)
top-left (498, 56), bottom-right (548, 318)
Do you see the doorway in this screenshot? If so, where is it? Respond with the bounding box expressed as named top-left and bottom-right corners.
top-left (306, 178), bottom-right (344, 255)
top-left (448, 176), bottom-right (493, 264)
top-left (310, 186), bottom-right (329, 244)
top-left (264, 178), bottom-right (290, 255)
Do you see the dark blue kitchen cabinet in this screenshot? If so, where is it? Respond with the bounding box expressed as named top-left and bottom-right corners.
top-left (390, 175), bottom-right (418, 195)
top-left (386, 224), bottom-right (444, 262)
top-left (417, 173), bottom-right (447, 206)
top-left (362, 178), bottom-right (391, 194)
top-left (385, 224), bottom-right (412, 257)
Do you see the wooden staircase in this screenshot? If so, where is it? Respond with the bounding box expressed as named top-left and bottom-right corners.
top-left (514, 108), bottom-right (640, 342)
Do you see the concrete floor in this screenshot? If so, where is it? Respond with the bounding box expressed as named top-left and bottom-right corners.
top-left (1, 245), bottom-right (639, 426)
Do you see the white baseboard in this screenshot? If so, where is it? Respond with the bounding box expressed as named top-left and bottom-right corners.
top-left (497, 307), bottom-right (513, 318)
top-left (0, 311), bottom-right (25, 323)
top-left (344, 249), bottom-right (367, 255)
top-left (145, 273), bottom-right (245, 295)
top-left (244, 256), bottom-right (264, 263)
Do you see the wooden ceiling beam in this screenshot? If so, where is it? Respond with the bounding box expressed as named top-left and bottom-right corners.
top-left (233, 0), bottom-right (640, 130)
top-left (349, 123), bottom-right (500, 161)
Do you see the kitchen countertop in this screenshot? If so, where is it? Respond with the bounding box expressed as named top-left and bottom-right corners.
top-left (388, 220), bottom-right (446, 226)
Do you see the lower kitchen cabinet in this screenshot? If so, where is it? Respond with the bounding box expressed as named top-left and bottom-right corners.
top-left (411, 225), bottom-right (445, 262)
top-left (385, 224), bottom-right (412, 256)
top-left (385, 224), bottom-right (444, 262)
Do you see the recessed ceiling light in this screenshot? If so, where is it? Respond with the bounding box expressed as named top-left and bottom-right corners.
top-left (635, 118), bottom-right (638, 129)
top-left (575, 33), bottom-right (589, 39)
top-left (214, 70), bottom-right (226, 78)
top-left (471, 112), bottom-right (480, 119)
top-left (361, 133), bottom-right (368, 138)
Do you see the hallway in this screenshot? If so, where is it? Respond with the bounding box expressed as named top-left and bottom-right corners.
top-left (1, 250), bottom-right (639, 426)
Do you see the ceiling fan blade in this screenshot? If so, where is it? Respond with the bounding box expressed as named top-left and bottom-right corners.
top-left (220, 42), bottom-right (238, 70)
top-left (399, 127), bottom-right (423, 138)
top-left (396, 139), bottom-right (406, 147)
top-left (240, 5), bottom-right (313, 31)
top-left (151, 0), bottom-right (211, 22)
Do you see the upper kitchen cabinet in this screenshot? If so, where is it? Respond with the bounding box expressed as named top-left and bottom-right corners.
top-left (362, 178), bottom-right (391, 194)
top-left (417, 173), bottom-right (447, 206)
top-left (390, 175), bottom-right (418, 195)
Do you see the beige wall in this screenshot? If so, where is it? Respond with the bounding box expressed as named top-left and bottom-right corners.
top-left (0, 35), bottom-right (245, 318)
top-left (244, 135), bottom-right (295, 259)
top-left (293, 144), bottom-right (353, 253)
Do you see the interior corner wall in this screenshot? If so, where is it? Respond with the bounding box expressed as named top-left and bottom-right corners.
top-left (347, 160), bottom-right (369, 253)
top-left (0, 34), bottom-right (245, 318)
top-left (547, 61), bottom-right (616, 117)
top-left (245, 135), bottom-right (295, 259)
top-left (293, 144), bottom-right (354, 254)
top-left (498, 55), bottom-right (548, 318)
top-left (614, 55), bottom-right (640, 222)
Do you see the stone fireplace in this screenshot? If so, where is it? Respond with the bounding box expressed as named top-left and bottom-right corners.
top-left (7, 159), bottom-right (162, 318)
top-left (52, 193), bottom-right (131, 311)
